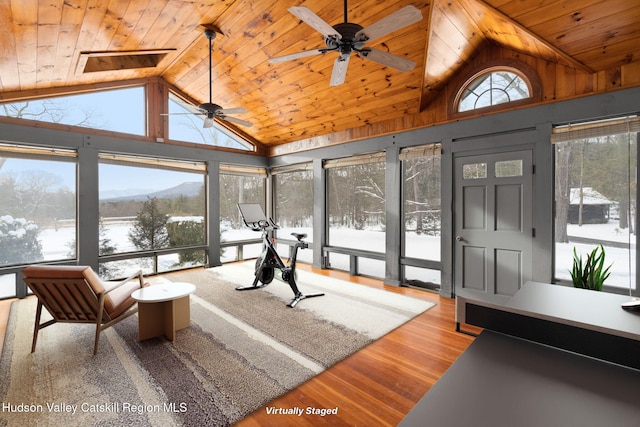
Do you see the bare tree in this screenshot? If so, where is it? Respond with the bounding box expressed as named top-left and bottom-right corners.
top-left (1, 99), bottom-right (100, 127)
top-left (555, 142), bottom-right (571, 243)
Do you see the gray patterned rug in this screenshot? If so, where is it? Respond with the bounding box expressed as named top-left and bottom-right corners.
top-left (0, 262), bottom-right (434, 426)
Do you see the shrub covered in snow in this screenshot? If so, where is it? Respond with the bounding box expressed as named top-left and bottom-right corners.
top-left (0, 215), bottom-right (43, 266)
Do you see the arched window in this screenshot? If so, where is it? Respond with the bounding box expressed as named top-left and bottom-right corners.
top-left (457, 68), bottom-right (531, 112)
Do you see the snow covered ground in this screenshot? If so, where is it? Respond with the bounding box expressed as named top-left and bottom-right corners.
top-left (32, 219), bottom-right (637, 291)
top-left (557, 221), bottom-right (634, 290)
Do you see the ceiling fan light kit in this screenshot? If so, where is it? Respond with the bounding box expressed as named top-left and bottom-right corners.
top-left (270, 1), bottom-right (423, 86)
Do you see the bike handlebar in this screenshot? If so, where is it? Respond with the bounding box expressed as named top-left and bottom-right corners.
top-left (248, 218), bottom-right (278, 232)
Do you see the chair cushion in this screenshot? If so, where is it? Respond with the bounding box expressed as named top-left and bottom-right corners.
top-left (23, 265), bottom-right (142, 320)
top-left (103, 279), bottom-right (142, 318)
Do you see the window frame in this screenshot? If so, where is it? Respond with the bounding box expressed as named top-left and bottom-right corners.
top-left (0, 85), bottom-right (147, 136)
top-left (324, 152), bottom-right (387, 276)
top-left (551, 115), bottom-right (639, 296)
top-left (167, 91), bottom-right (255, 152)
top-left (449, 60), bottom-right (541, 119)
top-left (97, 153), bottom-right (208, 278)
top-left (218, 164), bottom-right (267, 263)
top-left (400, 144), bottom-right (443, 288)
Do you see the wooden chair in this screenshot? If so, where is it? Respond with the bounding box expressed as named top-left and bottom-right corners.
top-left (22, 265), bottom-right (147, 355)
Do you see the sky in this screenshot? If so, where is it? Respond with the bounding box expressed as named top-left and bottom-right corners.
top-left (0, 86), bottom-right (213, 194)
top-left (0, 158), bottom-right (200, 194)
top-left (0, 86), bottom-right (248, 194)
top-left (98, 164), bottom-right (201, 194)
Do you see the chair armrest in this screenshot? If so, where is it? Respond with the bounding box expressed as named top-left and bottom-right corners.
top-left (103, 270), bottom-right (145, 295)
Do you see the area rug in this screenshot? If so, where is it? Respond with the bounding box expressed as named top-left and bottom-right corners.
top-left (0, 262), bottom-right (434, 426)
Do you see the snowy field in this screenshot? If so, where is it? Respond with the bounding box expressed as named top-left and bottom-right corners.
top-left (556, 221), bottom-right (635, 291)
top-left (28, 219), bottom-right (639, 291)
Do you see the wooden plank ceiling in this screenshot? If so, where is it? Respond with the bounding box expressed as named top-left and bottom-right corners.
top-left (0, 0), bottom-right (638, 151)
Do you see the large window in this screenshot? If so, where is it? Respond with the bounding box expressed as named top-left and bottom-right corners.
top-left (219, 165), bottom-right (266, 262)
top-left (0, 145), bottom-right (77, 267)
top-left (402, 145), bottom-right (441, 286)
top-left (553, 116), bottom-right (638, 294)
top-left (0, 87), bottom-right (146, 136)
top-left (326, 153), bottom-right (386, 276)
top-left (0, 145), bottom-right (76, 298)
top-left (168, 93), bottom-right (253, 151)
top-left (273, 165), bottom-right (313, 264)
top-left (98, 155), bottom-right (206, 278)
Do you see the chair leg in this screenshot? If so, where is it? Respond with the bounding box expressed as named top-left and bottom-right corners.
top-left (31, 301), bottom-right (44, 353)
top-left (93, 324), bottom-right (101, 355)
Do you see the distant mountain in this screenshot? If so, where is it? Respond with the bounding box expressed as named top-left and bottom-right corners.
top-left (101, 182), bottom-right (203, 202)
top-left (100, 188), bottom-right (155, 200)
top-left (148, 182), bottom-right (203, 199)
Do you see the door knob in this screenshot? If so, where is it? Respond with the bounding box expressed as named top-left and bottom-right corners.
top-left (456, 235), bottom-right (464, 242)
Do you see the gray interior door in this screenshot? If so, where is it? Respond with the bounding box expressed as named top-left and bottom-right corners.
top-left (454, 150), bottom-right (533, 303)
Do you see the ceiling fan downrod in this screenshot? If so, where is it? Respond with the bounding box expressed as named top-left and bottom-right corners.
top-left (343, 0), bottom-right (348, 23)
top-left (204, 29), bottom-right (217, 105)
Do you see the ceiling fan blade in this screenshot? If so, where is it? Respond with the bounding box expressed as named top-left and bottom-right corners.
top-left (169, 95), bottom-right (204, 115)
top-left (355, 5), bottom-right (423, 44)
top-left (288, 6), bottom-right (341, 39)
top-left (358, 48), bottom-right (416, 72)
top-left (269, 49), bottom-right (326, 64)
top-left (330, 55), bottom-right (350, 86)
top-left (217, 107), bottom-right (247, 115)
top-left (203, 116), bottom-right (214, 128)
top-left (220, 116), bottom-right (253, 127)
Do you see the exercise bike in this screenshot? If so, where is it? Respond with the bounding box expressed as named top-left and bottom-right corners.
top-left (236, 203), bottom-right (324, 308)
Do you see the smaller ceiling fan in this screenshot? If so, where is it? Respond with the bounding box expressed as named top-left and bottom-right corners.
top-left (165, 28), bottom-right (252, 128)
top-left (269, 1), bottom-right (423, 86)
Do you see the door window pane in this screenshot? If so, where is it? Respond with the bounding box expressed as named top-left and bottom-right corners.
top-left (463, 163), bottom-right (487, 179)
top-left (495, 159), bottom-right (523, 177)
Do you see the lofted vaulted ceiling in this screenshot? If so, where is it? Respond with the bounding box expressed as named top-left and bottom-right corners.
top-left (0, 0), bottom-right (639, 153)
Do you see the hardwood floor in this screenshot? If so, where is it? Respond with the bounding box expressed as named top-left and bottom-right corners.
top-left (0, 264), bottom-right (475, 426)
top-left (235, 264), bottom-right (476, 427)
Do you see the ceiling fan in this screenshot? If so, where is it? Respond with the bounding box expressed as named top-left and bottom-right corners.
top-left (269, 1), bottom-right (423, 86)
top-left (165, 28), bottom-right (252, 128)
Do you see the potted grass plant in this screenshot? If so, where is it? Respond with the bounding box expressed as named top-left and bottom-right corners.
top-left (570, 244), bottom-right (612, 291)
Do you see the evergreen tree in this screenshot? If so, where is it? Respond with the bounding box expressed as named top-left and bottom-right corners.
top-left (166, 219), bottom-right (206, 265)
top-left (128, 197), bottom-right (170, 250)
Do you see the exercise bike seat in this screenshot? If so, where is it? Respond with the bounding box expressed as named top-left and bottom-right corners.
top-left (291, 232), bottom-right (307, 241)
